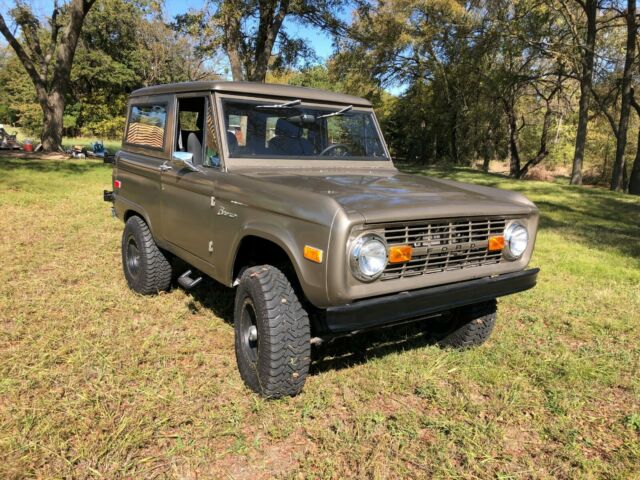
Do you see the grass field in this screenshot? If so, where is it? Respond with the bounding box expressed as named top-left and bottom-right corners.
top-left (1, 157), bottom-right (639, 479)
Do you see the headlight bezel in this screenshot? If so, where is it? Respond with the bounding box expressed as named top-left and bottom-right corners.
top-left (503, 221), bottom-right (529, 260)
top-left (349, 232), bottom-right (388, 282)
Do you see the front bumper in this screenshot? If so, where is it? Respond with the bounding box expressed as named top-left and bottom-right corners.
top-left (323, 268), bottom-right (539, 333)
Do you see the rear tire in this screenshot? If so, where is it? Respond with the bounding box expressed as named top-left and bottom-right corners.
top-left (437, 300), bottom-right (497, 349)
top-left (121, 216), bottom-right (172, 295)
top-left (234, 265), bottom-right (310, 398)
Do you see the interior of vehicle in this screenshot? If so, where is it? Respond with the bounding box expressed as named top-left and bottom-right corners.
top-left (221, 99), bottom-right (387, 159)
top-left (175, 97), bottom-right (220, 167)
top-left (175, 97), bottom-right (205, 165)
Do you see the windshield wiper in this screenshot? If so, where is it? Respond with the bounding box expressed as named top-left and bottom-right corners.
top-left (316, 105), bottom-right (353, 119)
top-left (255, 99), bottom-right (302, 109)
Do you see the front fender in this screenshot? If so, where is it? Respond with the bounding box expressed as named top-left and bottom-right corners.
top-left (224, 220), bottom-right (333, 307)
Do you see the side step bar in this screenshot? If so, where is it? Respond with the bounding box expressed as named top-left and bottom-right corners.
top-left (178, 270), bottom-right (202, 290)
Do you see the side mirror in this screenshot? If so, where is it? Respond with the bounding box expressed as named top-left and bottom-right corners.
top-left (171, 151), bottom-right (201, 172)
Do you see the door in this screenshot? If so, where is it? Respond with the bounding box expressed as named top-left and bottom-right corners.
top-left (118, 97), bottom-right (172, 230)
top-left (160, 94), bottom-right (220, 266)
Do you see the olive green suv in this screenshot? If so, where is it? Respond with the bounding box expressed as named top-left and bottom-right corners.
top-left (104, 81), bottom-right (539, 398)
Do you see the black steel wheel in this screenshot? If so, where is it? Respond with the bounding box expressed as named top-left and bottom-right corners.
top-left (234, 265), bottom-right (310, 398)
top-left (121, 216), bottom-right (172, 295)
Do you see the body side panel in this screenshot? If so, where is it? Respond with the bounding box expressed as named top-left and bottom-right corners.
top-left (209, 172), bottom-right (341, 307)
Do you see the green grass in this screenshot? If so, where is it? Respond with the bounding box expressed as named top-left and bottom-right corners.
top-left (1, 157), bottom-right (639, 479)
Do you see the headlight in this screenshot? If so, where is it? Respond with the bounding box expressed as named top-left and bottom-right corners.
top-left (350, 233), bottom-right (388, 281)
top-left (503, 222), bottom-right (528, 259)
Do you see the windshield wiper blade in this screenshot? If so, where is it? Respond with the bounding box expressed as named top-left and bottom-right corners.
top-left (255, 99), bottom-right (302, 109)
top-left (317, 105), bottom-right (353, 119)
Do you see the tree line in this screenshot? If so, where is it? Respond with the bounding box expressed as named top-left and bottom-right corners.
top-left (1, 0), bottom-right (639, 194)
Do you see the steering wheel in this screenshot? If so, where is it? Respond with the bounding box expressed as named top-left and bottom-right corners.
top-left (319, 144), bottom-right (351, 156)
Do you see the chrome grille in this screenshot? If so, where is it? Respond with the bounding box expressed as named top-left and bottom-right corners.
top-left (381, 217), bottom-right (507, 280)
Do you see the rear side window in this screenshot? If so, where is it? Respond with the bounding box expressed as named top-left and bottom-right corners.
top-left (125, 104), bottom-right (167, 149)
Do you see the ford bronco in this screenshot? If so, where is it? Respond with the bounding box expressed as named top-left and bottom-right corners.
top-left (104, 81), bottom-right (539, 398)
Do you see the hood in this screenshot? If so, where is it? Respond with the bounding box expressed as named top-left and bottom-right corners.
top-left (243, 169), bottom-right (537, 223)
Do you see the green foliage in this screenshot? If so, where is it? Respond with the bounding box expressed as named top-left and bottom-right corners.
top-left (82, 116), bottom-right (127, 139)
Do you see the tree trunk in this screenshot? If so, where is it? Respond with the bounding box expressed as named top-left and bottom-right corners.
top-left (504, 99), bottom-right (521, 177)
top-left (629, 127), bottom-right (640, 194)
top-left (518, 101), bottom-right (553, 179)
top-left (40, 92), bottom-right (65, 151)
top-left (570, 0), bottom-right (597, 185)
top-left (450, 111), bottom-right (459, 163)
top-left (611, 0), bottom-right (636, 191)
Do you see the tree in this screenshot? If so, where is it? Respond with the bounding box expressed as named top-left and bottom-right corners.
top-left (629, 92), bottom-right (640, 194)
top-left (610, 0), bottom-right (636, 191)
top-left (189, 0), bottom-right (345, 82)
top-left (0, 0), bottom-right (96, 151)
top-left (560, 0), bottom-right (599, 185)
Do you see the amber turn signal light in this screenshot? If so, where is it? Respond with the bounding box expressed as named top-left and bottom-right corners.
top-left (303, 245), bottom-right (323, 263)
top-left (488, 235), bottom-right (505, 252)
top-left (388, 245), bottom-right (413, 263)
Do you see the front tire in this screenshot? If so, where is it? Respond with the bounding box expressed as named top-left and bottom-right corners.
top-left (436, 300), bottom-right (497, 348)
top-left (234, 265), bottom-right (311, 398)
top-left (121, 216), bottom-right (172, 295)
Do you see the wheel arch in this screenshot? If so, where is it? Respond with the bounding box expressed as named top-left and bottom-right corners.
top-left (122, 208), bottom-right (156, 236)
top-left (230, 229), bottom-right (325, 306)
top-left (232, 233), bottom-right (300, 283)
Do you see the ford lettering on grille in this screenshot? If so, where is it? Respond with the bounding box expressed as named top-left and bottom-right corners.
top-left (380, 217), bottom-right (506, 280)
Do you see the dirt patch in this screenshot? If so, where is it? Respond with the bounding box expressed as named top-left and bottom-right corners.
top-left (0, 150), bottom-right (70, 160)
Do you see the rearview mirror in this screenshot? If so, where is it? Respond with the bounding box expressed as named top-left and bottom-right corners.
top-left (171, 151), bottom-right (200, 172)
top-left (286, 114), bottom-right (317, 126)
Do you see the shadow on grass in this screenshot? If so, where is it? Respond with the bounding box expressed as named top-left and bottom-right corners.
top-left (0, 157), bottom-right (108, 174)
top-left (309, 320), bottom-right (443, 374)
top-left (180, 265), bottom-right (446, 376)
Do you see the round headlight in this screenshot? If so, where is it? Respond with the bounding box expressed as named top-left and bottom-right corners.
top-left (504, 222), bottom-right (529, 259)
top-left (350, 233), bottom-right (388, 281)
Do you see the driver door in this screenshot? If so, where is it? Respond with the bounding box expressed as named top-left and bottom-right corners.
top-left (160, 94), bottom-right (220, 267)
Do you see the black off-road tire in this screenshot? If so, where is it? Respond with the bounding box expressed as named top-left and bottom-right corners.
top-left (437, 300), bottom-right (497, 349)
top-left (121, 216), bottom-right (172, 295)
top-left (234, 265), bottom-right (311, 398)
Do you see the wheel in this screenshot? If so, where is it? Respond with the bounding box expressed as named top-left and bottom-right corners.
top-left (234, 265), bottom-right (311, 398)
top-left (436, 300), bottom-right (497, 349)
top-left (121, 216), bottom-right (172, 295)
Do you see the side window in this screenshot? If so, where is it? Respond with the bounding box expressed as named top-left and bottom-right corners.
top-left (125, 104), bottom-right (167, 149)
top-left (174, 97), bottom-right (221, 168)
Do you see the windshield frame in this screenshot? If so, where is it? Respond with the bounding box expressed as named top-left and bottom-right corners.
top-left (214, 93), bottom-right (394, 171)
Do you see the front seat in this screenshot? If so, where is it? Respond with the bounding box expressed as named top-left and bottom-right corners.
top-left (268, 118), bottom-right (314, 155)
top-left (187, 133), bottom-right (202, 165)
top-left (227, 131), bottom-right (239, 155)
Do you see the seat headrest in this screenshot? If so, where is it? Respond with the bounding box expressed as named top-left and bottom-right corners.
top-left (275, 118), bottom-right (300, 138)
top-left (226, 130), bottom-right (238, 153)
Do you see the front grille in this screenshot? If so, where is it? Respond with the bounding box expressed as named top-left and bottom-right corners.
top-left (381, 217), bottom-right (507, 280)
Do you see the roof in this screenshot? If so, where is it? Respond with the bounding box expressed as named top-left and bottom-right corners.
top-left (130, 81), bottom-right (372, 107)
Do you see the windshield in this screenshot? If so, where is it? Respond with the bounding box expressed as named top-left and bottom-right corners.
top-left (221, 98), bottom-right (388, 160)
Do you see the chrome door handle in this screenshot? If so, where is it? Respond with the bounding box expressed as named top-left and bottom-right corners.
top-left (159, 163), bottom-right (172, 172)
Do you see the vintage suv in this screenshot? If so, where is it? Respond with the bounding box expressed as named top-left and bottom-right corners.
top-left (104, 81), bottom-right (539, 398)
